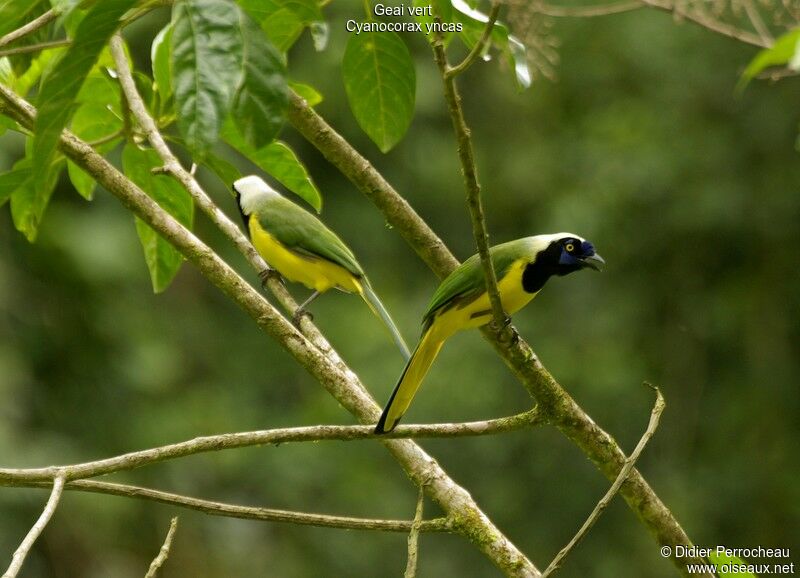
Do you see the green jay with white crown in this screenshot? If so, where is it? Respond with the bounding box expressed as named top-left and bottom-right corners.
top-left (375, 233), bottom-right (604, 433)
top-left (234, 175), bottom-right (411, 360)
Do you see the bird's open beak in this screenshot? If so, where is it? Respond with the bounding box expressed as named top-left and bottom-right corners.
top-left (580, 253), bottom-right (605, 271)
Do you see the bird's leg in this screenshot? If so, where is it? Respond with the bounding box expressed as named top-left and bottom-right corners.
top-left (258, 267), bottom-right (283, 290)
top-left (292, 291), bottom-right (320, 326)
top-left (490, 314), bottom-right (519, 345)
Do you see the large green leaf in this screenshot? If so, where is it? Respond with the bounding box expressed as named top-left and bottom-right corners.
top-left (122, 144), bottom-right (194, 293)
top-left (232, 10), bottom-right (288, 149)
top-left (171, 0), bottom-right (244, 156)
top-left (223, 121), bottom-right (321, 211)
top-left (31, 0), bottom-right (137, 193)
top-left (740, 28), bottom-right (800, 89)
top-left (237, 0), bottom-right (324, 52)
top-left (342, 31), bottom-right (416, 153)
top-left (9, 156), bottom-right (64, 243)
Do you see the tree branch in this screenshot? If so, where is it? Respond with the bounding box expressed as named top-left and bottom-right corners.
top-left (144, 517), bottom-right (178, 578)
top-left (447, 2), bottom-right (502, 78)
top-left (0, 83), bottom-right (540, 578)
top-left (535, 1), bottom-right (642, 17)
top-left (2, 473), bottom-right (65, 578)
top-left (541, 386), bottom-right (665, 577)
top-left (0, 39), bottom-right (70, 58)
top-left (404, 489), bottom-right (425, 578)
top-left (0, 409), bottom-right (541, 483)
top-left (431, 25), bottom-right (508, 334)
top-left (5, 479), bottom-right (452, 533)
top-left (287, 92), bottom-right (709, 577)
top-left (0, 9), bottom-right (57, 49)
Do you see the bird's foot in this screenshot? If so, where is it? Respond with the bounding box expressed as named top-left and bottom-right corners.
top-left (491, 315), bottom-right (518, 345)
top-left (292, 307), bottom-right (313, 327)
top-left (259, 268), bottom-right (283, 290)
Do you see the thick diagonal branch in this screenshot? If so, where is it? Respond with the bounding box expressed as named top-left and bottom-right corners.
top-left (0, 85), bottom-right (540, 578)
top-left (287, 94), bottom-right (708, 577)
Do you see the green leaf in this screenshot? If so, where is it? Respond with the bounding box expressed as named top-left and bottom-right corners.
top-left (708, 551), bottom-right (758, 577)
top-left (232, 11), bottom-right (288, 149)
top-left (151, 22), bottom-right (173, 102)
top-left (223, 120), bottom-right (321, 211)
top-left (0, 165), bottom-right (31, 208)
top-left (32, 0), bottom-right (137, 195)
top-left (740, 28), bottom-right (800, 89)
top-left (171, 0), bottom-right (244, 156)
top-left (289, 81), bottom-right (322, 106)
top-left (201, 153), bottom-right (241, 189)
top-left (237, 0), bottom-right (324, 52)
top-left (453, 0), bottom-right (532, 90)
top-left (9, 156), bottom-right (64, 243)
top-left (122, 143), bottom-right (194, 293)
top-left (342, 31), bottom-right (416, 153)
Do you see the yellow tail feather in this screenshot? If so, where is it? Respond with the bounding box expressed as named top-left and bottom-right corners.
top-left (375, 328), bottom-right (445, 433)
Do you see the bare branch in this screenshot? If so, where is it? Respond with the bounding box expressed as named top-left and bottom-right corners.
top-left (405, 489), bottom-right (425, 578)
top-left (638, 0), bottom-right (769, 47)
top-left (541, 386), bottom-right (666, 577)
top-left (447, 2), bottom-right (502, 78)
top-left (0, 82), bottom-right (540, 578)
top-left (3, 474), bottom-right (65, 578)
top-left (741, 0), bottom-right (773, 44)
top-left (431, 25), bottom-right (509, 336)
top-left (144, 517), bottom-right (178, 578)
top-left (0, 409), bottom-right (541, 483)
top-left (535, 1), bottom-right (642, 17)
top-left (0, 9), bottom-right (57, 49)
top-left (0, 39), bottom-right (70, 58)
top-left (5, 479), bottom-right (452, 534)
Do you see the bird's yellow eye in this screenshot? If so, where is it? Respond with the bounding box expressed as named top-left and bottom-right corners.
top-left (565, 243), bottom-right (575, 252)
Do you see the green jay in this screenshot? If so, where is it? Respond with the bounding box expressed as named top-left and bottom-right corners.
top-left (375, 233), bottom-right (604, 433)
top-left (234, 175), bottom-right (410, 360)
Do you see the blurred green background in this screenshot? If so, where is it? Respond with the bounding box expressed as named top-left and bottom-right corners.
top-left (1, 2), bottom-right (799, 577)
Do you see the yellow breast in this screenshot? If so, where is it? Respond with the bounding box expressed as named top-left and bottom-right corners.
top-left (250, 218), bottom-right (361, 294)
top-left (429, 259), bottom-right (536, 340)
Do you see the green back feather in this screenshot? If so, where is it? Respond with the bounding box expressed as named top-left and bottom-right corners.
top-left (423, 238), bottom-right (538, 324)
top-left (255, 196), bottom-right (364, 276)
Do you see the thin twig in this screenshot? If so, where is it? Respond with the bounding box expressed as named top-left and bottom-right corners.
top-left (541, 386), bottom-right (666, 577)
top-left (447, 2), bottom-right (502, 78)
top-left (0, 9), bottom-right (58, 49)
top-left (638, 0), bottom-right (769, 47)
top-left (0, 39), bottom-right (70, 58)
top-left (431, 25), bottom-right (509, 336)
top-left (404, 488), bottom-right (425, 578)
top-left (535, 1), bottom-right (642, 17)
top-left (0, 409), bottom-right (541, 483)
top-left (87, 128), bottom-right (124, 148)
top-left (2, 473), bottom-right (66, 578)
top-left (5, 479), bottom-right (453, 533)
top-left (144, 517), bottom-right (178, 578)
top-left (741, 0), bottom-right (773, 45)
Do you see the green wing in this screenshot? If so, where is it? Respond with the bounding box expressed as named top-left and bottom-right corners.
top-left (423, 239), bottom-right (535, 324)
top-left (257, 196), bottom-right (364, 276)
